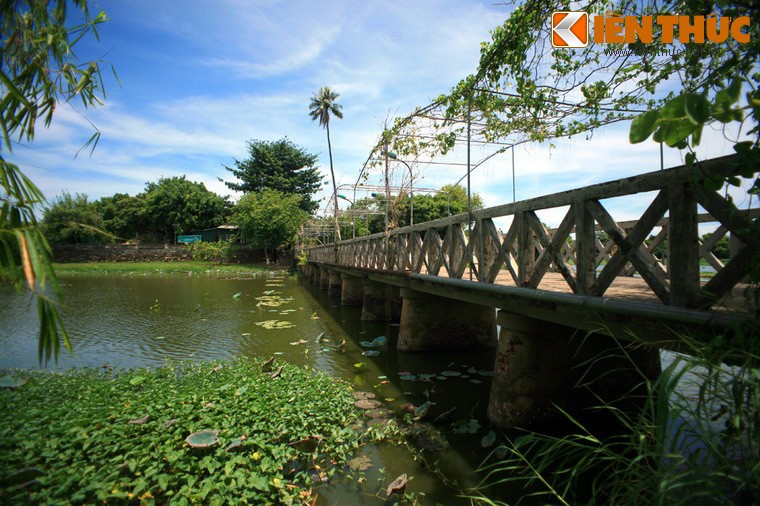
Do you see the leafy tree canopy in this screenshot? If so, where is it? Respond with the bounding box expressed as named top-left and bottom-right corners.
top-left (233, 189), bottom-right (307, 261)
top-left (43, 192), bottom-right (109, 244)
top-left (372, 0), bottom-right (759, 187)
top-left (224, 138), bottom-right (323, 214)
top-left (94, 193), bottom-right (146, 241)
top-left (143, 176), bottom-right (229, 242)
top-left (349, 184), bottom-right (483, 235)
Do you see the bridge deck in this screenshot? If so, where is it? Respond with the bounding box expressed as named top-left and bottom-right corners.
top-left (498, 271), bottom-right (748, 312)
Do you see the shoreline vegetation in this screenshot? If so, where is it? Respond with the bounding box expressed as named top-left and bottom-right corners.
top-left (51, 261), bottom-right (280, 276)
top-left (0, 359), bottom-right (375, 505)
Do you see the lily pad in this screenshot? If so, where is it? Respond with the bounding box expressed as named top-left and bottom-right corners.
top-left (440, 370), bottom-right (462, 377)
top-left (353, 362), bottom-right (366, 369)
top-left (353, 391), bottom-right (376, 400)
top-left (186, 430), bottom-right (219, 448)
top-left (349, 455), bottom-right (372, 471)
top-left (470, 379), bottom-right (483, 384)
top-left (481, 430), bottom-right (497, 448)
top-left (128, 415), bottom-right (150, 425)
top-left (232, 292), bottom-right (242, 299)
top-left (452, 418), bottom-right (481, 434)
top-left (386, 474), bottom-right (408, 497)
top-left (414, 401), bottom-right (431, 420)
top-left (399, 374), bottom-right (416, 381)
top-left (361, 350), bottom-right (380, 357)
top-left (365, 408), bottom-right (393, 419)
top-left (0, 376), bottom-right (27, 389)
top-left (255, 320), bottom-right (295, 330)
top-left (354, 399), bottom-right (382, 410)
top-left (226, 436), bottom-right (244, 452)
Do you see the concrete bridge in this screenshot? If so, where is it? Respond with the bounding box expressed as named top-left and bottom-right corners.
top-left (299, 155), bottom-right (758, 430)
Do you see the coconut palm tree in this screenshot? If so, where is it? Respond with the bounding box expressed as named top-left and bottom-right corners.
top-left (309, 87), bottom-right (343, 241)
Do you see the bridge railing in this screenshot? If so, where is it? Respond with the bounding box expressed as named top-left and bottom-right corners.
top-left (305, 155), bottom-right (758, 309)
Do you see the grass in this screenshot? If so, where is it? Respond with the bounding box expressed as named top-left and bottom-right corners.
top-left (0, 359), bottom-right (367, 505)
top-left (466, 329), bottom-right (760, 506)
top-left (52, 261), bottom-right (272, 275)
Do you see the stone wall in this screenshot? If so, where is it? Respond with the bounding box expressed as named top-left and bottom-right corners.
top-left (51, 244), bottom-right (267, 263)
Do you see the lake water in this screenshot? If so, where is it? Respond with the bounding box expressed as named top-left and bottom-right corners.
top-left (0, 270), bottom-right (501, 504)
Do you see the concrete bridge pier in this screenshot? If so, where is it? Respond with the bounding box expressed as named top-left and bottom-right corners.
top-left (340, 274), bottom-right (364, 306)
top-left (309, 264), bottom-right (319, 285)
top-left (319, 267), bottom-right (330, 290)
top-left (397, 289), bottom-right (497, 351)
top-left (303, 264), bottom-right (315, 284)
top-left (361, 281), bottom-right (402, 322)
top-left (487, 311), bottom-right (661, 430)
top-left (328, 270), bottom-right (342, 296)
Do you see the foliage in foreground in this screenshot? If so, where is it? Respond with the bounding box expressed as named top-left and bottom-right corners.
top-left (1, 0), bottom-right (111, 363)
top-left (0, 359), bottom-right (363, 505)
top-left (469, 330), bottom-right (760, 506)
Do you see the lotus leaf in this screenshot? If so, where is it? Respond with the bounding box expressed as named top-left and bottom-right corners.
top-left (365, 408), bottom-right (393, 419)
top-left (226, 436), bottom-right (244, 452)
top-left (128, 415), bottom-right (150, 425)
top-left (481, 430), bottom-right (496, 448)
top-left (354, 399), bottom-right (381, 410)
top-left (452, 418), bottom-right (481, 434)
top-left (348, 455), bottom-right (372, 471)
top-left (414, 401), bottom-right (431, 420)
top-left (0, 376), bottom-right (27, 389)
top-left (386, 474), bottom-right (408, 497)
top-left (255, 320), bottom-right (295, 330)
top-left (186, 430), bottom-right (219, 448)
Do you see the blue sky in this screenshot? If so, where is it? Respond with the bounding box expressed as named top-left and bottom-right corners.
top-left (7, 0), bottom-right (748, 228)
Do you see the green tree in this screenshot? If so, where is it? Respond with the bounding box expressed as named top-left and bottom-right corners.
top-left (347, 184), bottom-right (484, 236)
top-left (143, 176), bottom-right (229, 243)
top-left (224, 138), bottom-right (323, 214)
top-left (309, 87), bottom-right (343, 239)
top-left (43, 192), bottom-right (108, 244)
top-left (233, 189), bottom-right (307, 262)
top-left (94, 193), bottom-right (146, 241)
top-left (1, 0), bottom-right (110, 363)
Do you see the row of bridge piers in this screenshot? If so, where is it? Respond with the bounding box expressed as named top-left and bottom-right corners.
top-left (301, 262), bottom-right (661, 430)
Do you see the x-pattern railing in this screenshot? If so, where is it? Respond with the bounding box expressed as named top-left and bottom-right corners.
top-left (306, 155), bottom-right (758, 309)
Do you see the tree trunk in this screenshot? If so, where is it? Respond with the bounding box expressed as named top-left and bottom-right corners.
top-left (326, 123), bottom-right (342, 241)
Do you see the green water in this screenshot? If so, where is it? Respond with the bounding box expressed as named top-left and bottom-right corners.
top-left (0, 270), bottom-right (501, 504)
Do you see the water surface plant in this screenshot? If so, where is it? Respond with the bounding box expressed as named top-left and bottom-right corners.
top-left (0, 358), bottom-right (364, 504)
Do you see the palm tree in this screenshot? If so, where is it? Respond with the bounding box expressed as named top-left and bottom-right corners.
top-left (309, 87), bottom-right (343, 241)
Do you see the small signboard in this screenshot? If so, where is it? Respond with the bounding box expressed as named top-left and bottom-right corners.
top-left (178, 235), bottom-right (202, 244)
